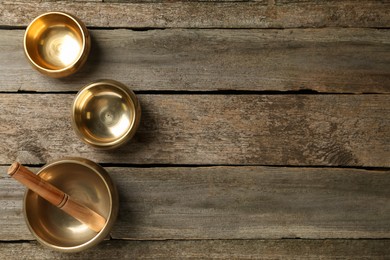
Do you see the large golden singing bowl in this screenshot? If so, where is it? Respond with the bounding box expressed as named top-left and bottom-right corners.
top-left (24, 158), bottom-right (118, 252)
top-left (72, 80), bottom-right (141, 149)
top-left (24, 12), bottom-right (90, 78)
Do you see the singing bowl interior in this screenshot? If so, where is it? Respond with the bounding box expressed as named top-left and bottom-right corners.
top-left (24, 158), bottom-right (118, 252)
top-left (24, 12), bottom-right (89, 78)
top-left (72, 80), bottom-right (141, 149)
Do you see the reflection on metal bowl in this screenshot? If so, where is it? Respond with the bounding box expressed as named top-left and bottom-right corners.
top-left (24, 158), bottom-right (118, 252)
top-left (24, 12), bottom-right (90, 78)
top-left (72, 80), bottom-right (141, 149)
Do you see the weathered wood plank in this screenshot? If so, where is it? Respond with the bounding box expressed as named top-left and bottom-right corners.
top-left (277, 0), bottom-right (385, 3)
top-left (1, 29), bottom-right (389, 93)
top-left (1, 166), bottom-right (389, 240)
top-left (0, 166), bottom-right (33, 240)
top-left (105, 0), bottom-right (261, 2)
top-left (0, 94), bottom-right (389, 166)
top-left (20, 0), bottom-right (102, 2)
top-left (0, 1), bottom-right (389, 28)
top-left (0, 239), bottom-right (389, 259)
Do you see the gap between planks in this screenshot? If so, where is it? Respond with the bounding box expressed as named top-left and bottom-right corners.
top-left (0, 239), bottom-right (389, 259)
top-left (1, 1), bottom-right (390, 28)
top-left (1, 163), bottom-right (389, 172)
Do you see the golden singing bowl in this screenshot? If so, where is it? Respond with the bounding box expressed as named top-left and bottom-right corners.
top-left (24, 158), bottom-right (118, 252)
top-left (24, 12), bottom-right (90, 78)
top-left (72, 80), bottom-right (141, 149)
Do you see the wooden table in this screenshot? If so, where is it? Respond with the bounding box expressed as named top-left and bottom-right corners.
top-left (1, 1), bottom-right (389, 258)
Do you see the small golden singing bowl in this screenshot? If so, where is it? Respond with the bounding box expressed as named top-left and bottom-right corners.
top-left (24, 158), bottom-right (118, 252)
top-left (24, 12), bottom-right (90, 78)
top-left (72, 80), bottom-right (141, 149)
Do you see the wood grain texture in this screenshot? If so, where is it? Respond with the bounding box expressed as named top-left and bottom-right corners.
top-left (0, 94), bottom-right (389, 166)
top-left (1, 29), bottom-right (389, 93)
top-left (1, 166), bottom-right (389, 240)
top-left (1, 0), bottom-right (389, 257)
top-left (105, 0), bottom-right (263, 2)
top-left (0, 1), bottom-right (389, 28)
top-left (0, 239), bottom-right (389, 259)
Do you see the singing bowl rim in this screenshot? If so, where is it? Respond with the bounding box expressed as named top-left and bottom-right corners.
top-left (23, 157), bottom-right (119, 252)
top-left (71, 79), bottom-right (141, 149)
top-left (23, 11), bottom-right (90, 78)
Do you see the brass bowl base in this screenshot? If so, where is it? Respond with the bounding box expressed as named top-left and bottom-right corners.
top-left (37, 26), bottom-right (83, 69)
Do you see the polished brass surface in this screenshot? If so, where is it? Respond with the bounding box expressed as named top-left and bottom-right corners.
top-left (24, 158), bottom-right (118, 252)
top-left (72, 80), bottom-right (141, 149)
top-left (24, 12), bottom-right (90, 78)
